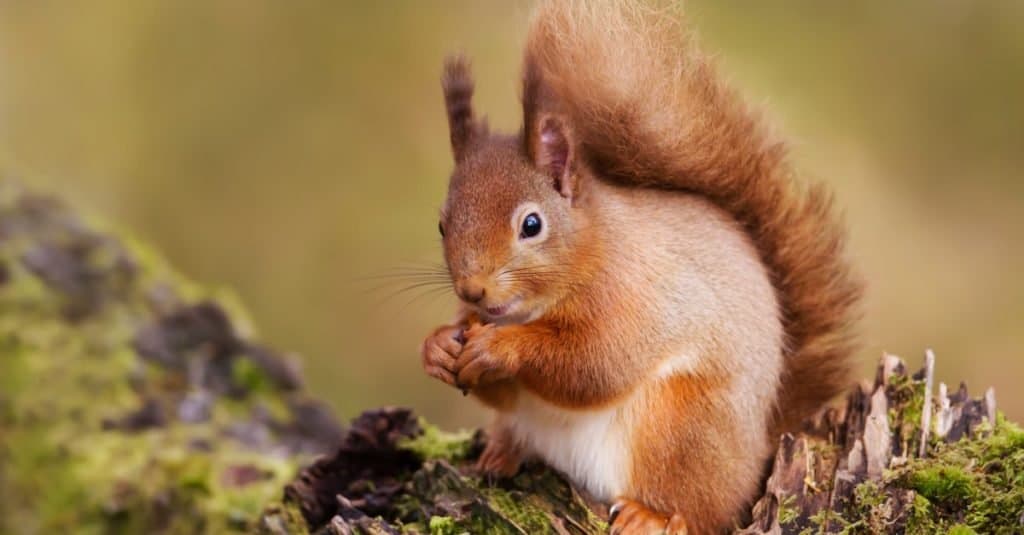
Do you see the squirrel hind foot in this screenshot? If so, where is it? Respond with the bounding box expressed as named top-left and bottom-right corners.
top-left (609, 499), bottom-right (688, 535)
top-left (474, 432), bottom-right (523, 478)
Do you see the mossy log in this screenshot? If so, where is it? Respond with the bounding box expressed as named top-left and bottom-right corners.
top-left (268, 357), bottom-right (1023, 535)
top-left (1, 184), bottom-right (1021, 534)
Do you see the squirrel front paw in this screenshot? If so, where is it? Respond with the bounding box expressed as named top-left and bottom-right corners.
top-left (420, 325), bottom-right (464, 387)
top-left (454, 323), bottom-right (520, 391)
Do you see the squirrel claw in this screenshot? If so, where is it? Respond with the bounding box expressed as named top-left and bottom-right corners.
top-left (608, 502), bottom-right (624, 524)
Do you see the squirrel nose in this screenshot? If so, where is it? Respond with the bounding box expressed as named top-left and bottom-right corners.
top-left (456, 280), bottom-right (486, 303)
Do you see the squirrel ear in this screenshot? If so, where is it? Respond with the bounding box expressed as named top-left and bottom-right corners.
top-left (442, 55), bottom-right (481, 163)
top-left (522, 58), bottom-right (576, 198)
top-left (530, 114), bottom-right (576, 199)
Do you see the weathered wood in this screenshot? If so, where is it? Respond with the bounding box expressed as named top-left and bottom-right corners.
top-left (742, 353), bottom-right (1021, 534)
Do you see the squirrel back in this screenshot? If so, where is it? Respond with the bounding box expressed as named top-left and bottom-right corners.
top-left (523, 0), bottom-right (863, 432)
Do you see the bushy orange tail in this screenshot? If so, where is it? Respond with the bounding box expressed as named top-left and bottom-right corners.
top-left (523, 0), bottom-right (863, 432)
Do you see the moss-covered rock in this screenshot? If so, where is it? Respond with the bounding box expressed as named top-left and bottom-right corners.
top-left (0, 184), bottom-right (341, 534)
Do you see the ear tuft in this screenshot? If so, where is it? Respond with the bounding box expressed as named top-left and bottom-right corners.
top-left (442, 55), bottom-right (480, 162)
top-left (532, 115), bottom-right (575, 198)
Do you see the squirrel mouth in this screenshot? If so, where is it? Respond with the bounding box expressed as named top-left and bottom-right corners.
top-left (483, 298), bottom-right (520, 319)
top-left (485, 304), bottom-right (510, 317)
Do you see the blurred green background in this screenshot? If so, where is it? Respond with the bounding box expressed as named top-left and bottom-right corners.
top-left (0, 1), bottom-right (1021, 429)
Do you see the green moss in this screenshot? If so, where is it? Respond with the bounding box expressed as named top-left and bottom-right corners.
top-left (777, 493), bottom-right (799, 525)
top-left (397, 460), bottom-right (606, 535)
top-left (804, 507), bottom-right (847, 534)
top-left (258, 501), bottom-right (310, 535)
top-left (853, 480), bottom-right (886, 510)
top-left (946, 525), bottom-right (978, 535)
top-left (908, 466), bottom-right (975, 505)
top-left (233, 357), bottom-right (273, 394)
top-left (478, 487), bottom-right (564, 533)
top-left (904, 493), bottom-right (937, 534)
top-left (399, 419), bottom-right (475, 462)
top-left (0, 192), bottom-right (315, 533)
top-left (832, 480), bottom-right (895, 534)
top-left (428, 515), bottom-right (463, 535)
top-left (885, 371), bottom-right (928, 456)
top-left (893, 417), bottom-right (1024, 533)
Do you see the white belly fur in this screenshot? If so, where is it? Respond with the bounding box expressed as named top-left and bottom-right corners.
top-left (505, 390), bottom-right (632, 501)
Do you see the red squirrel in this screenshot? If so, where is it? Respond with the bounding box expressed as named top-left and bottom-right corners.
top-left (420, 1), bottom-right (862, 533)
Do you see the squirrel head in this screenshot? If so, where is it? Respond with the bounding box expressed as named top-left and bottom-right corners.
top-left (438, 55), bottom-right (590, 324)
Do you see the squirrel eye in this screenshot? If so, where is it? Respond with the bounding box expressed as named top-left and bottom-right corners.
top-left (520, 212), bottom-right (542, 239)
top-left (438, 221), bottom-right (445, 238)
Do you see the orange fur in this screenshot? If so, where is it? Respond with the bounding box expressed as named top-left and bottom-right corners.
top-left (626, 371), bottom-right (764, 533)
top-left (422, 1), bottom-right (863, 532)
top-left (523, 0), bottom-right (864, 434)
